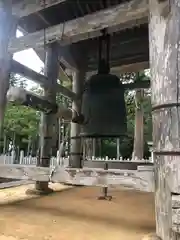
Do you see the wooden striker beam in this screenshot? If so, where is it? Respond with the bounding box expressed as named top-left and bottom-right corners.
top-left (149, 0), bottom-right (180, 239)
top-left (7, 86), bottom-right (73, 120)
top-left (9, 0), bottom-right (148, 54)
top-left (0, 2), bottom-right (17, 137)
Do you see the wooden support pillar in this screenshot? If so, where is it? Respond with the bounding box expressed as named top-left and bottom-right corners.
top-left (70, 69), bottom-right (86, 168)
top-left (0, 1), bottom-right (16, 138)
top-left (37, 43), bottom-right (59, 193)
top-left (27, 43), bottom-right (59, 195)
top-left (149, 0), bottom-right (180, 239)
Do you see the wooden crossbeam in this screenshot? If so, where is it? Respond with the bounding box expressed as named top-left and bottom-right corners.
top-left (87, 62), bottom-right (150, 77)
top-left (11, 60), bottom-right (76, 100)
top-left (124, 80), bottom-right (151, 89)
top-left (11, 60), bottom-right (46, 85)
top-left (0, 165), bottom-right (154, 192)
top-left (110, 61), bottom-right (149, 73)
top-left (12, 0), bottom-right (66, 18)
top-left (9, 0), bottom-right (148, 54)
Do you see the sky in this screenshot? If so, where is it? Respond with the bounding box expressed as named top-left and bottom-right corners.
top-left (13, 30), bottom-right (44, 89)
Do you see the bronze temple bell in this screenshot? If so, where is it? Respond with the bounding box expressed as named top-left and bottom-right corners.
top-left (80, 31), bottom-right (127, 138)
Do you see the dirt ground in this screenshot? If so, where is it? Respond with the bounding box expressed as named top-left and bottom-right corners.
top-left (0, 184), bottom-right (155, 240)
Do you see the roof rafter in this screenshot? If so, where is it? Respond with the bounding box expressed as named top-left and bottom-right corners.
top-left (9, 0), bottom-right (148, 54)
top-left (12, 0), bottom-right (66, 18)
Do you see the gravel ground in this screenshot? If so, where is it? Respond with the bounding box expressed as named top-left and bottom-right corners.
top-left (0, 184), bottom-right (155, 240)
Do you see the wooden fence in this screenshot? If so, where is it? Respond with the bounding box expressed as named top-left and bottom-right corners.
top-left (0, 151), bottom-right (153, 167)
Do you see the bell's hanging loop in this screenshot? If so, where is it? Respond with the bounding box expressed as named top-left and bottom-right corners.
top-left (98, 29), bottom-right (110, 74)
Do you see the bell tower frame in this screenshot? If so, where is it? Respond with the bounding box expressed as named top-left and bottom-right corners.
top-left (0, 0), bottom-right (179, 239)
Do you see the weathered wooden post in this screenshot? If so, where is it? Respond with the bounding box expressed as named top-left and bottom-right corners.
top-left (70, 68), bottom-right (86, 168)
top-left (37, 43), bottom-right (59, 193)
top-left (149, 0), bottom-right (180, 239)
top-left (27, 43), bottom-right (59, 195)
top-left (0, 1), bottom-right (16, 138)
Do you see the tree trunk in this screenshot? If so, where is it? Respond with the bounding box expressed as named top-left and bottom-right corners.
top-left (27, 137), bottom-right (31, 156)
top-left (92, 138), bottom-right (96, 157)
top-left (116, 138), bottom-right (120, 159)
top-left (149, 0), bottom-right (180, 239)
top-left (132, 89), bottom-right (144, 160)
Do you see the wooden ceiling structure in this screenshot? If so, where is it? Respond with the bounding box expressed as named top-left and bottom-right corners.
top-left (11, 0), bottom-right (149, 74)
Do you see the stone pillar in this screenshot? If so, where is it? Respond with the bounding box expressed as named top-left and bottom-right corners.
top-left (149, 1), bottom-right (180, 239)
top-left (0, 1), bottom-right (17, 138)
top-left (70, 69), bottom-right (86, 168)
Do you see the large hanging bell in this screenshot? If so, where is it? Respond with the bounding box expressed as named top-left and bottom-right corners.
top-left (80, 72), bottom-right (127, 138)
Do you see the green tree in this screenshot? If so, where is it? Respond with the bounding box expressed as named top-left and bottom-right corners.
top-left (1, 75), bottom-right (40, 156)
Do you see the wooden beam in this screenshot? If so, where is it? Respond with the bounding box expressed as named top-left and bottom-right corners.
top-left (88, 53), bottom-right (149, 71)
top-left (11, 60), bottom-right (76, 100)
top-left (0, 165), bottom-right (154, 192)
top-left (87, 61), bottom-right (149, 78)
top-left (84, 159), bottom-right (153, 170)
top-left (11, 60), bottom-right (46, 85)
top-left (9, 0), bottom-right (148, 54)
top-left (59, 62), bottom-right (72, 83)
top-left (111, 61), bottom-right (149, 74)
top-left (12, 0), bottom-right (66, 18)
top-left (124, 80), bottom-right (150, 90)
top-left (0, 164), bottom-right (49, 181)
top-left (7, 86), bottom-right (58, 114)
top-left (0, 180), bottom-right (33, 189)
top-left (88, 37), bottom-right (149, 64)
